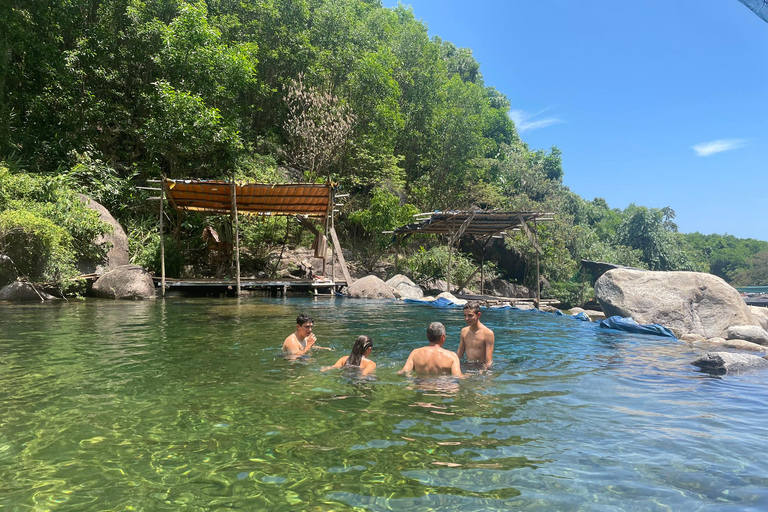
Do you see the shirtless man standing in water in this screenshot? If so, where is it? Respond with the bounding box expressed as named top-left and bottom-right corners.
top-left (398, 322), bottom-right (463, 377)
top-left (282, 313), bottom-right (330, 355)
top-left (457, 301), bottom-right (495, 367)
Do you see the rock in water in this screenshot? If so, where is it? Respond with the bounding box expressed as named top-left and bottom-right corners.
top-left (692, 352), bottom-right (768, 375)
top-left (92, 265), bottom-right (156, 299)
top-left (386, 274), bottom-right (423, 300)
top-left (595, 269), bottom-right (758, 339)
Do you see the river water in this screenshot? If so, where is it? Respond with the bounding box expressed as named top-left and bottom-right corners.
top-left (1, 297), bottom-right (767, 511)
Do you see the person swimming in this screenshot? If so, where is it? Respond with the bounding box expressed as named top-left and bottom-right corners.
top-left (322, 335), bottom-right (376, 376)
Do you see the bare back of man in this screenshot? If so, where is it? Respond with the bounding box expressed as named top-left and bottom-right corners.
top-left (458, 302), bottom-right (495, 366)
top-left (399, 322), bottom-right (463, 377)
top-left (403, 345), bottom-right (462, 376)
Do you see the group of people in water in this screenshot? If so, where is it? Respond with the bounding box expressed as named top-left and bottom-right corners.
top-left (281, 301), bottom-right (495, 378)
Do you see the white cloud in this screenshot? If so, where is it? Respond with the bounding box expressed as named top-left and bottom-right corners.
top-left (691, 139), bottom-right (747, 157)
top-left (509, 108), bottom-right (563, 133)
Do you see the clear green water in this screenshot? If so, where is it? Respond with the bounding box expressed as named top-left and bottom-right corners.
top-left (1, 297), bottom-right (767, 511)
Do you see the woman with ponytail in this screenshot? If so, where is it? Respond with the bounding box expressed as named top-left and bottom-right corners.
top-left (322, 335), bottom-right (376, 375)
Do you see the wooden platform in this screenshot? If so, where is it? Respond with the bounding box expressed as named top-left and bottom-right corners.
top-left (745, 297), bottom-right (768, 308)
top-left (153, 277), bottom-right (345, 297)
top-left (456, 293), bottom-right (561, 307)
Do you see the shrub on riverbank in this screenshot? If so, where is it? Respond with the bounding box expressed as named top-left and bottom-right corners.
top-left (0, 165), bottom-right (110, 291)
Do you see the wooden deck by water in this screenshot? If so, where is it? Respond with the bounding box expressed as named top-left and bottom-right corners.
top-left (153, 277), bottom-right (345, 297)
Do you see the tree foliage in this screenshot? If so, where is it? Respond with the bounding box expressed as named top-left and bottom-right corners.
top-left (0, 0), bottom-right (765, 294)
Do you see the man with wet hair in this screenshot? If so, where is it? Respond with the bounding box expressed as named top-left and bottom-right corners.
top-left (398, 322), bottom-right (463, 377)
top-left (283, 313), bottom-right (325, 355)
top-left (457, 301), bottom-right (495, 367)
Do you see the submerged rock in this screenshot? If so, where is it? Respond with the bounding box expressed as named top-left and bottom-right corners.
top-left (692, 351), bottom-right (768, 375)
top-left (595, 269), bottom-right (758, 339)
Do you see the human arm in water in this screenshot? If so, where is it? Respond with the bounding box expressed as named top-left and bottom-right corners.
top-left (456, 327), bottom-right (467, 361)
top-left (360, 359), bottom-right (377, 376)
top-left (484, 329), bottom-right (495, 368)
top-left (397, 352), bottom-right (415, 375)
top-left (321, 355), bottom-right (348, 371)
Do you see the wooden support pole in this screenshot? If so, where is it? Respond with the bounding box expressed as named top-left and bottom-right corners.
top-left (160, 179), bottom-right (166, 297)
top-left (446, 239), bottom-right (453, 293)
top-left (534, 218), bottom-right (540, 304)
top-left (231, 181), bottom-right (241, 296)
top-left (329, 226), bottom-right (353, 285)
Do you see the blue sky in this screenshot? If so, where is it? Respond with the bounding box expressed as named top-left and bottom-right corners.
top-left (384, 1), bottom-right (768, 241)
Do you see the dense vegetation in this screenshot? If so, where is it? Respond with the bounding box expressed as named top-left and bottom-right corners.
top-left (1, 0), bottom-right (766, 300)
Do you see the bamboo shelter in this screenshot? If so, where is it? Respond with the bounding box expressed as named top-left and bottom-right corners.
top-left (392, 210), bottom-right (554, 300)
top-left (147, 179), bottom-right (352, 296)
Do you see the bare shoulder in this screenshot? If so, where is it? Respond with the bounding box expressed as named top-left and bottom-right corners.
top-left (479, 322), bottom-right (495, 335)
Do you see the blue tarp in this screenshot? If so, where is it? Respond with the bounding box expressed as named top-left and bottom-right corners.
top-left (598, 316), bottom-right (677, 339)
top-left (572, 311), bottom-right (591, 321)
top-left (403, 297), bottom-right (460, 308)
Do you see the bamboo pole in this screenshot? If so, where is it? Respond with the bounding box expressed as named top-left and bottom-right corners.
top-left (160, 179), bottom-right (166, 297)
top-left (534, 218), bottom-right (540, 304)
top-left (231, 181), bottom-right (241, 296)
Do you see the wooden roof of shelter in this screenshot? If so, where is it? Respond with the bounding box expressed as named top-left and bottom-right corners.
top-left (162, 179), bottom-right (333, 218)
top-left (393, 210), bottom-right (554, 238)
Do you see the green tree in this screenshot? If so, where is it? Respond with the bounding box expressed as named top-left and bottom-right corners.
top-left (346, 188), bottom-right (418, 272)
top-left (615, 204), bottom-right (693, 271)
top-left (732, 250), bottom-right (768, 286)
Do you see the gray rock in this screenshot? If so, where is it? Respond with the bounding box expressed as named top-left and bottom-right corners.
top-left (692, 351), bottom-right (768, 374)
top-left (726, 325), bottom-right (768, 346)
top-left (690, 337), bottom-right (768, 353)
top-left (386, 274), bottom-right (423, 300)
top-left (680, 333), bottom-right (707, 342)
top-left (436, 291), bottom-right (466, 306)
top-left (749, 306), bottom-right (768, 331)
top-left (721, 339), bottom-right (768, 353)
top-left (584, 310), bottom-right (606, 321)
top-left (595, 269), bottom-right (758, 339)
top-left (346, 275), bottom-right (396, 300)
top-left (0, 281), bottom-right (58, 301)
top-left (77, 195), bottom-right (130, 274)
top-left (92, 265), bottom-right (156, 300)
top-left (485, 279), bottom-right (531, 298)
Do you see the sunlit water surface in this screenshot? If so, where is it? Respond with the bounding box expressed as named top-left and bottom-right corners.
top-left (1, 298), bottom-right (767, 511)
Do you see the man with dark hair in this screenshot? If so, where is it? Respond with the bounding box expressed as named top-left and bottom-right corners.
top-left (283, 313), bottom-right (325, 355)
top-left (457, 301), bottom-right (495, 367)
top-left (398, 322), bottom-right (463, 377)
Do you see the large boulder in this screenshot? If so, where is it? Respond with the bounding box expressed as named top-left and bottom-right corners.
top-left (0, 281), bottom-right (58, 301)
top-left (595, 269), bottom-right (758, 338)
top-left (78, 195), bottom-right (130, 274)
top-left (92, 265), bottom-right (156, 299)
top-left (386, 274), bottom-right (423, 300)
top-left (692, 352), bottom-right (768, 375)
top-left (485, 279), bottom-right (531, 298)
top-left (347, 275), bottom-right (396, 299)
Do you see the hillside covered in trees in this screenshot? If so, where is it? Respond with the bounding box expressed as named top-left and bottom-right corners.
top-left (1, 0), bottom-right (766, 301)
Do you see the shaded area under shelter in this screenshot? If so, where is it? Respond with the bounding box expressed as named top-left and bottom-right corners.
top-left (149, 179), bottom-right (352, 296)
top-left (392, 210), bottom-right (554, 301)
